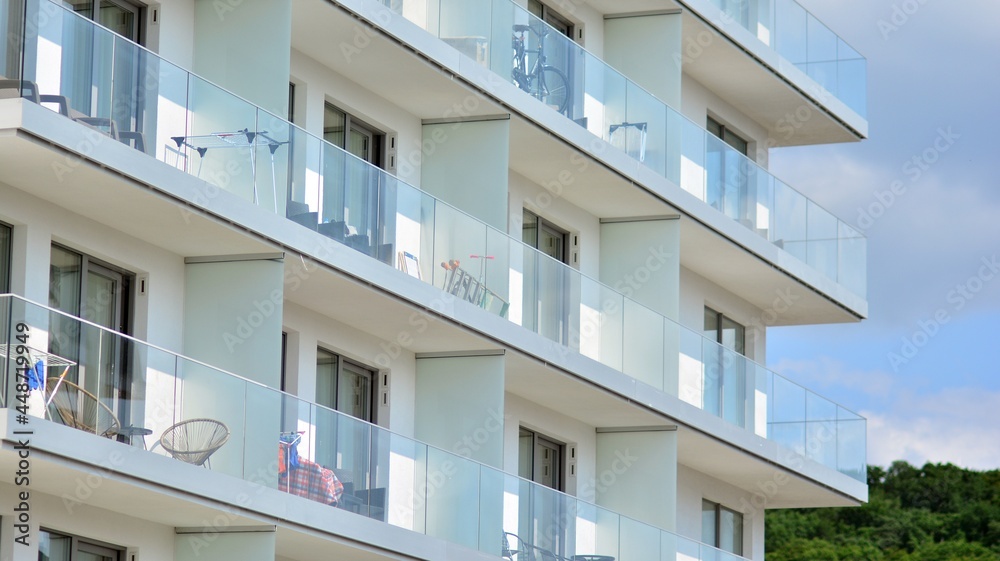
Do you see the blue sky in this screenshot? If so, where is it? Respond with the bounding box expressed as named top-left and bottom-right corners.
top-left (766, 0), bottom-right (1000, 470)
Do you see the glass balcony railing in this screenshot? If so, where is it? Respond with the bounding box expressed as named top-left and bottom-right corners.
top-left (707, 0), bottom-right (867, 117)
top-left (380, 0), bottom-right (867, 298)
top-left (0, 0), bottom-right (865, 481)
top-left (1, 293), bottom-right (751, 561)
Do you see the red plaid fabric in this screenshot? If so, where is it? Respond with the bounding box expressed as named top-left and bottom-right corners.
top-left (279, 457), bottom-right (344, 505)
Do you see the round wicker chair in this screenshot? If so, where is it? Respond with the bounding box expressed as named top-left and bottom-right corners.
top-left (159, 418), bottom-right (230, 468)
top-left (44, 377), bottom-right (120, 438)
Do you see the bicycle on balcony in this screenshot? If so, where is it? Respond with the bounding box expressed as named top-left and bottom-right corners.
top-left (511, 24), bottom-right (571, 115)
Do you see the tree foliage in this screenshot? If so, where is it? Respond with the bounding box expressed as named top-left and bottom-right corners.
top-left (766, 462), bottom-right (1000, 561)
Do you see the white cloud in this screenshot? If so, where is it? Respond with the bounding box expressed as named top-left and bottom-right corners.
top-left (770, 356), bottom-right (894, 398)
top-left (771, 139), bottom-right (1000, 333)
top-left (765, 357), bottom-right (1000, 470)
top-left (864, 388), bottom-right (1000, 470)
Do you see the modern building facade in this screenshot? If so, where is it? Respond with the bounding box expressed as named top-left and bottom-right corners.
top-left (0, 1), bottom-right (868, 561)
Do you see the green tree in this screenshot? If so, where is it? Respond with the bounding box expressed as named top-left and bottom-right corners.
top-left (766, 462), bottom-right (1000, 561)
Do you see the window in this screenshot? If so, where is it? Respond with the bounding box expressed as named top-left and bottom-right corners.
top-left (707, 116), bottom-right (748, 156)
top-left (39, 529), bottom-right (123, 561)
top-left (702, 500), bottom-right (744, 556)
top-left (528, 0), bottom-right (573, 38)
top-left (321, 102), bottom-right (395, 261)
top-left (522, 209), bottom-right (567, 263)
top-left (715, 0), bottom-right (749, 28)
top-left (704, 307), bottom-right (745, 355)
top-left (521, 209), bottom-right (570, 343)
top-left (518, 427), bottom-right (563, 491)
top-left (527, 0), bottom-right (576, 116)
top-left (706, 116), bottom-right (756, 226)
top-left (316, 348), bottom-right (376, 423)
top-left (0, 221), bottom-right (11, 293)
top-left (280, 331), bottom-right (288, 392)
top-left (324, 102), bottom-right (384, 168)
top-left (49, 244), bottom-right (133, 423)
top-left (66, 0), bottom-right (144, 44)
top-left (703, 307), bottom-right (746, 425)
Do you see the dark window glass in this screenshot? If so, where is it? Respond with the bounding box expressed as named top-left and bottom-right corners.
top-left (707, 116), bottom-right (748, 156)
top-left (69, 0), bottom-right (142, 43)
top-left (317, 348), bottom-right (375, 422)
top-left (518, 427), bottom-right (563, 491)
top-left (701, 500), bottom-right (744, 555)
top-left (0, 222), bottom-right (11, 293)
top-left (39, 530), bottom-right (121, 561)
top-left (323, 102), bottom-right (384, 167)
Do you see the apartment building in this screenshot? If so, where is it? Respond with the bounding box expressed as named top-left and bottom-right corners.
top-left (0, 1), bottom-right (868, 561)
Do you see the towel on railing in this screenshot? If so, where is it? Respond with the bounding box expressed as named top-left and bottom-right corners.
top-left (278, 455), bottom-right (344, 505)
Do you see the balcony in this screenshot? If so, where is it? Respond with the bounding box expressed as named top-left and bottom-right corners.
top-left (0, 0), bottom-right (864, 481)
top-left (368, 0), bottom-right (867, 299)
top-left (700, 0), bottom-right (867, 118)
top-left (1, 293), bottom-right (752, 561)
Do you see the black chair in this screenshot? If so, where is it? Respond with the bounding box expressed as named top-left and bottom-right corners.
top-left (288, 211), bottom-right (319, 231)
top-left (119, 130), bottom-right (146, 153)
top-left (0, 79), bottom-right (38, 102)
top-left (285, 200), bottom-right (310, 218)
top-left (377, 243), bottom-right (394, 265)
top-left (352, 488), bottom-right (386, 521)
top-left (0, 79), bottom-right (71, 116)
top-left (318, 220), bottom-right (348, 242)
top-left (346, 234), bottom-right (371, 255)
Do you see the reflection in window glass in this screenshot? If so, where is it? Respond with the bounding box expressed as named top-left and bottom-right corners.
top-left (38, 530), bottom-right (121, 561)
top-left (316, 348), bottom-right (375, 422)
top-left (68, 0), bottom-right (142, 43)
top-left (38, 531), bottom-right (72, 561)
top-left (702, 499), bottom-right (744, 556)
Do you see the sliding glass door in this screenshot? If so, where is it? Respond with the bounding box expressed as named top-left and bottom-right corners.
top-left (49, 244), bottom-right (133, 422)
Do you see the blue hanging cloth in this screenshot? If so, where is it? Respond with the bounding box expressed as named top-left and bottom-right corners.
top-left (279, 432), bottom-right (301, 468)
top-left (27, 358), bottom-right (45, 392)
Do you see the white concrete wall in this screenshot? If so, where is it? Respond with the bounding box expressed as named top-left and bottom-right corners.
top-left (599, 218), bottom-right (679, 319)
top-left (192, 0), bottom-right (292, 117)
top-left (604, 14), bottom-right (683, 109)
top-left (149, 0), bottom-right (197, 68)
top-left (600, 219), bottom-right (681, 392)
top-left (421, 119), bottom-right (510, 231)
top-left (595, 428), bottom-right (676, 533)
top-left (183, 258), bottom-right (284, 388)
top-left (176, 529), bottom-right (275, 561)
top-left (414, 353), bottom-right (505, 550)
top-left (415, 353), bottom-right (505, 467)
top-left (677, 464), bottom-right (764, 561)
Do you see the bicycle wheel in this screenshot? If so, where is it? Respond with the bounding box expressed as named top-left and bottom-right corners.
top-left (537, 65), bottom-right (570, 115)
